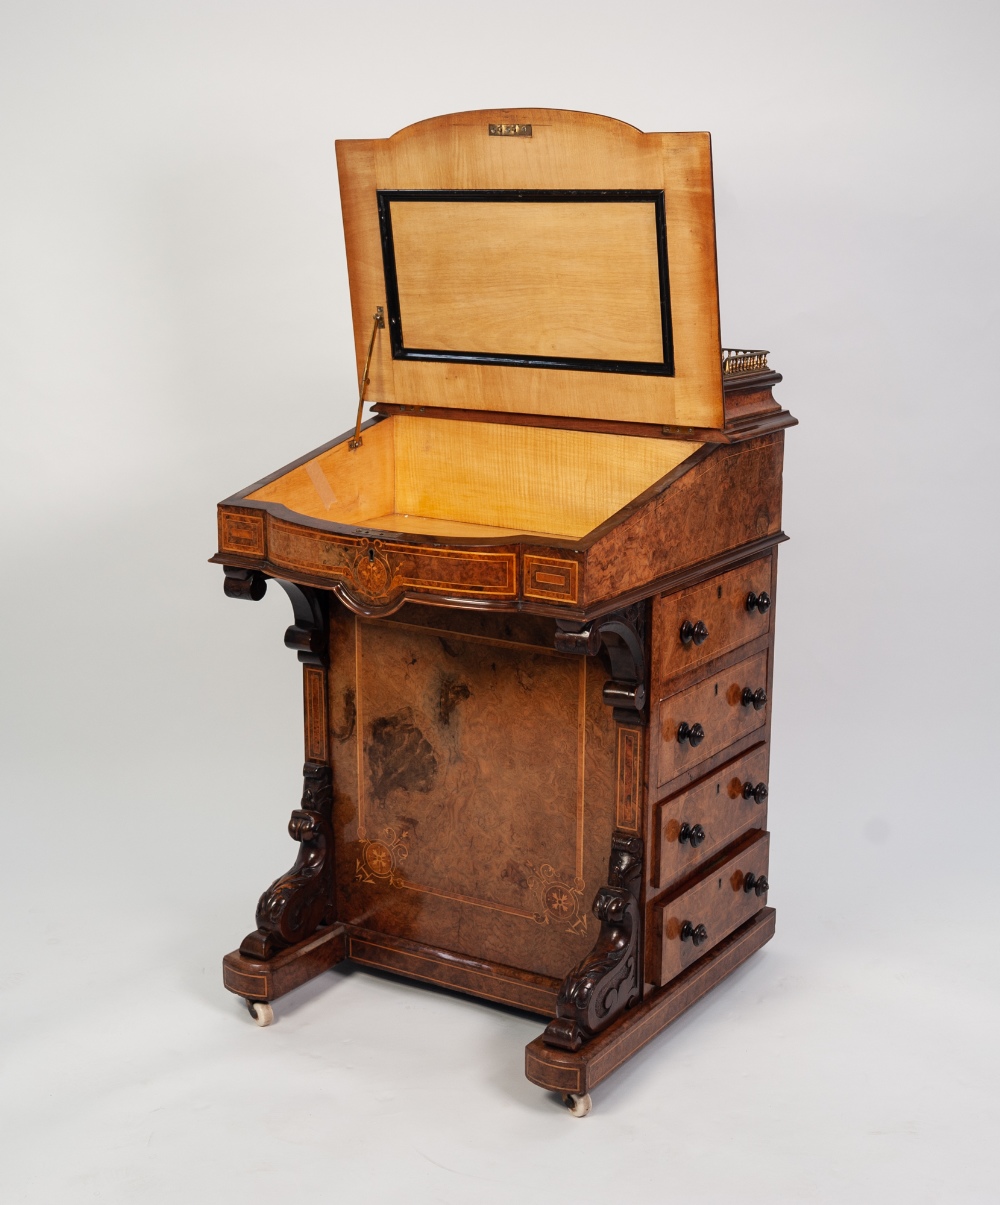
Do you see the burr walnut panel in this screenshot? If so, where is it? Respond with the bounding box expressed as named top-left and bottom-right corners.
top-left (261, 517), bottom-right (517, 610)
top-left (523, 554), bottom-right (580, 604)
top-left (651, 830), bottom-right (770, 986)
top-left (218, 509), bottom-right (265, 556)
top-left (329, 606), bottom-right (618, 980)
top-left (654, 744), bottom-right (770, 890)
top-left (655, 651), bottom-right (769, 789)
top-left (583, 435), bottom-right (784, 609)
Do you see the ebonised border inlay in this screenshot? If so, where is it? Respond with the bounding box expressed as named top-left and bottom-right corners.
top-left (376, 189), bottom-right (674, 377)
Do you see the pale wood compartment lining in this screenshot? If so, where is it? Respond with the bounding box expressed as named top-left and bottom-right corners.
top-left (249, 416), bottom-right (701, 540)
top-left (390, 200), bottom-right (664, 362)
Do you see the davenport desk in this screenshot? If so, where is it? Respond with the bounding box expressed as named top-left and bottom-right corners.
top-left (214, 109), bottom-right (795, 1116)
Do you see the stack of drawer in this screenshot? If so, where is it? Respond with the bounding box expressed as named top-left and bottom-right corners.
top-left (645, 553), bottom-right (778, 987)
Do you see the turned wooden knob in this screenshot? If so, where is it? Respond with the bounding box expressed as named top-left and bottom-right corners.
top-left (746, 591), bottom-right (771, 614)
top-left (743, 872), bottom-right (769, 896)
top-left (679, 619), bottom-right (709, 646)
top-left (678, 822), bottom-right (706, 847)
top-left (680, 920), bottom-right (709, 945)
top-left (741, 686), bottom-right (767, 711)
top-left (742, 780), bottom-right (768, 805)
top-left (677, 721), bottom-right (705, 747)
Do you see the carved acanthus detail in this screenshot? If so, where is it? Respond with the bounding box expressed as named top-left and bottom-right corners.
top-left (239, 762), bottom-right (335, 960)
top-left (542, 832), bottom-right (643, 1052)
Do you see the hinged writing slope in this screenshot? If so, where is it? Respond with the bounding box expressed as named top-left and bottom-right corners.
top-left (336, 109), bottom-right (724, 429)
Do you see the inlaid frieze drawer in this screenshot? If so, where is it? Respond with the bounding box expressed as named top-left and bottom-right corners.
top-left (652, 829), bottom-right (770, 987)
top-left (655, 557), bottom-right (773, 680)
top-left (654, 744), bottom-right (770, 890)
top-left (655, 651), bottom-right (769, 788)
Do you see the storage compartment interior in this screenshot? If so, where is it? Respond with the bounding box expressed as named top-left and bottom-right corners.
top-left (249, 415), bottom-right (701, 541)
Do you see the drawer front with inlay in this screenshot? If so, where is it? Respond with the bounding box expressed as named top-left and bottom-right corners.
top-left (654, 744), bottom-right (770, 890)
top-left (655, 557), bottom-right (773, 681)
top-left (653, 830), bottom-right (770, 986)
top-left (522, 554), bottom-right (580, 603)
top-left (656, 651), bottom-right (769, 788)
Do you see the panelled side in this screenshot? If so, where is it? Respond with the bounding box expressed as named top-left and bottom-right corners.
top-left (327, 601), bottom-right (619, 981)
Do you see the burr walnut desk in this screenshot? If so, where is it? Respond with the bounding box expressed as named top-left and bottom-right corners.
top-left (214, 109), bottom-right (795, 1116)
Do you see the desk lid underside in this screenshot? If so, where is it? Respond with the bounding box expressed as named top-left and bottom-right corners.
top-left (337, 109), bottom-right (725, 430)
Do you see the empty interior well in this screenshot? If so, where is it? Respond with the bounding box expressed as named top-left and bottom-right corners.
top-left (248, 416), bottom-right (701, 541)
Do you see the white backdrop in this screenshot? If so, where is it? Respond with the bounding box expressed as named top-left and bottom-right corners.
top-left (2, 3), bottom-right (998, 1201)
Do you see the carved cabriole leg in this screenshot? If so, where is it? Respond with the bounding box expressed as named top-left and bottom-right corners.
top-left (221, 568), bottom-right (345, 1003)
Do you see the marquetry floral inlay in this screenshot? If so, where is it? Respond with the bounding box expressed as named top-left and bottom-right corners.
top-left (350, 541), bottom-right (398, 602)
top-left (526, 863), bottom-right (588, 936)
top-left (356, 825), bottom-right (410, 886)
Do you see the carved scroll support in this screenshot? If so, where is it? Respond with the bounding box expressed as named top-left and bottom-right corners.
top-left (239, 762), bottom-right (335, 961)
top-left (222, 566), bottom-right (328, 667)
top-left (556, 602), bottom-right (647, 725)
top-left (222, 567), bottom-right (330, 762)
top-left (222, 567), bottom-right (335, 960)
top-left (223, 564), bottom-right (267, 601)
top-left (543, 833), bottom-right (644, 1052)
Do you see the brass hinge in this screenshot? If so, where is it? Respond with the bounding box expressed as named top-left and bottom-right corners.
top-left (349, 306), bottom-right (385, 451)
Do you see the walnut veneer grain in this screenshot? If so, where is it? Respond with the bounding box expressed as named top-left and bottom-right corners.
top-left (651, 829), bottom-right (770, 985)
top-left (654, 743), bottom-right (770, 890)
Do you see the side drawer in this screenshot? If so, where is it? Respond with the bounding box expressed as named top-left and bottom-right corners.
top-left (655, 557), bottom-right (773, 681)
top-left (652, 830), bottom-right (770, 987)
top-left (655, 651), bottom-right (769, 789)
top-left (654, 744), bottom-right (770, 890)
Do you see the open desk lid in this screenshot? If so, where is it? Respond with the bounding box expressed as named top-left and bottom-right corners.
top-left (336, 109), bottom-right (725, 430)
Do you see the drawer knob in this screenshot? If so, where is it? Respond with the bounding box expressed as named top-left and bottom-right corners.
top-left (742, 780), bottom-right (769, 805)
top-left (743, 872), bottom-right (769, 896)
top-left (680, 920), bottom-right (709, 946)
top-left (679, 619), bottom-right (709, 647)
top-left (678, 822), bottom-right (706, 847)
top-left (746, 591), bottom-right (771, 614)
top-left (741, 686), bottom-right (768, 711)
top-left (677, 721), bottom-right (705, 747)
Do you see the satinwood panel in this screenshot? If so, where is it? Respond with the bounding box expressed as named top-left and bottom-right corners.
top-left (389, 199), bottom-right (664, 363)
top-left (249, 414), bottom-right (700, 541)
top-left (336, 109), bottom-right (725, 428)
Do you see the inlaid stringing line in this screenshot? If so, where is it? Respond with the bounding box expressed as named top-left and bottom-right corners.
top-left (355, 616), bottom-right (366, 840)
top-left (577, 658), bottom-right (587, 884)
